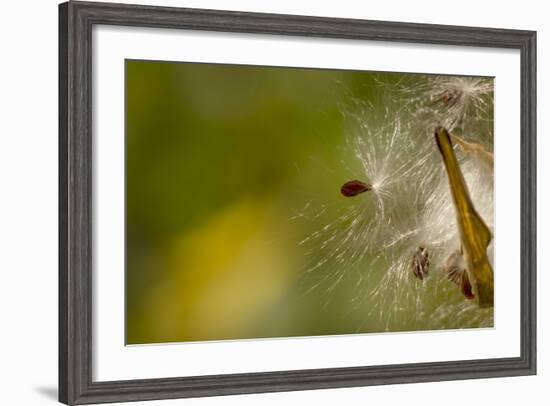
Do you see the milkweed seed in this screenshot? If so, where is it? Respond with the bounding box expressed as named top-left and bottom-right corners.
top-left (340, 180), bottom-right (372, 197)
top-left (412, 246), bottom-right (430, 281)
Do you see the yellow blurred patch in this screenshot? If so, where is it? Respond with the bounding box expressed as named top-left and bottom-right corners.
top-left (141, 198), bottom-right (297, 343)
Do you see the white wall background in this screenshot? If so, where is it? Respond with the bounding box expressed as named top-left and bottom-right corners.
top-left (0, 0), bottom-right (547, 405)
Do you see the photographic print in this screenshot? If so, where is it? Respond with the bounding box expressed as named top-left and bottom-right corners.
top-left (125, 60), bottom-right (494, 345)
top-left (60, 5), bottom-right (536, 404)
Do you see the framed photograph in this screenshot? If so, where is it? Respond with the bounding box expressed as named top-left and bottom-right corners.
top-left (59, 1), bottom-right (536, 404)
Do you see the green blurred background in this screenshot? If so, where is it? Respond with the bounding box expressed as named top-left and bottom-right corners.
top-left (125, 60), bottom-right (480, 345)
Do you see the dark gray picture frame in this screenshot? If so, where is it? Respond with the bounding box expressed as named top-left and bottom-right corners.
top-left (59, 1), bottom-right (537, 404)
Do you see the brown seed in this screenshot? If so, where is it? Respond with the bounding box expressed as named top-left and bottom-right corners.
top-left (444, 250), bottom-right (475, 300)
top-left (441, 89), bottom-right (461, 107)
top-left (412, 247), bottom-right (430, 281)
top-left (340, 180), bottom-right (372, 197)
